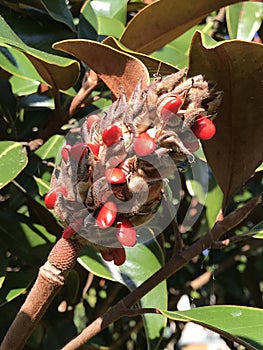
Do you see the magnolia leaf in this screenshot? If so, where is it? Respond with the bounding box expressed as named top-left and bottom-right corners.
top-left (0, 141), bottom-right (28, 190)
top-left (0, 15), bottom-right (79, 90)
top-left (103, 36), bottom-right (179, 76)
top-left (188, 31), bottom-right (263, 207)
top-left (226, 2), bottom-right (263, 41)
top-left (161, 305), bottom-right (263, 349)
top-left (53, 39), bottom-right (150, 99)
top-left (120, 0), bottom-right (241, 54)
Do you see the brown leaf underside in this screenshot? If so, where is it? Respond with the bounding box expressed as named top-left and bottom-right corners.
top-left (120, 0), bottom-right (242, 54)
top-left (53, 40), bottom-right (150, 99)
top-left (188, 32), bottom-right (263, 206)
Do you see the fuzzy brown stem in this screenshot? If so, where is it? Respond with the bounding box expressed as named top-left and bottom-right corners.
top-left (0, 270), bottom-right (63, 350)
top-left (1, 239), bottom-right (83, 350)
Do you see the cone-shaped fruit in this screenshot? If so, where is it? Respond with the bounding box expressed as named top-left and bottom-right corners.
top-left (96, 201), bottom-right (117, 228)
top-left (105, 168), bottom-right (126, 185)
top-left (116, 216), bottom-right (137, 247)
top-left (102, 125), bottom-right (122, 146)
top-left (44, 186), bottom-right (67, 209)
top-left (134, 132), bottom-right (156, 156)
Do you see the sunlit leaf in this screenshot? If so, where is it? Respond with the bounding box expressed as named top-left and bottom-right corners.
top-left (226, 2), bottom-right (263, 41)
top-left (0, 141), bottom-right (28, 190)
top-left (0, 15), bottom-right (79, 90)
top-left (188, 31), bottom-right (263, 207)
top-left (120, 0), bottom-right (241, 53)
top-left (161, 305), bottom-right (263, 349)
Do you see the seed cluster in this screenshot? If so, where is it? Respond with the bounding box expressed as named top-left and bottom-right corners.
top-left (45, 68), bottom-right (222, 265)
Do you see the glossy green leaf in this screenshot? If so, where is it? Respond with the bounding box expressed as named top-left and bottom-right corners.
top-left (161, 306), bottom-right (263, 349)
top-left (35, 134), bottom-right (64, 160)
top-left (0, 267), bottom-right (36, 305)
top-left (205, 178), bottom-right (223, 229)
top-left (90, 0), bottom-right (127, 23)
top-left (40, 0), bottom-right (75, 31)
top-left (97, 17), bottom-right (124, 38)
top-left (53, 39), bottom-right (149, 99)
top-left (0, 141), bottom-right (28, 190)
top-left (188, 31), bottom-right (263, 207)
top-left (0, 15), bottom-right (79, 90)
top-left (226, 2), bottom-right (263, 41)
top-left (249, 221), bottom-right (263, 239)
top-left (10, 75), bottom-right (39, 96)
top-left (120, 0), bottom-right (241, 53)
top-left (78, 240), bottom-right (166, 349)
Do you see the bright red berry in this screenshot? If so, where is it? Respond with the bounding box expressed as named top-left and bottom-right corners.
top-left (160, 97), bottom-right (183, 121)
top-left (62, 218), bottom-right (83, 239)
top-left (96, 201), bottom-right (117, 229)
top-left (87, 143), bottom-right (100, 158)
top-left (112, 247), bottom-right (126, 266)
top-left (69, 142), bottom-right (88, 161)
top-left (134, 132), bottom-right (156, 156)
top-left (44, 186), bottom-right (67, 209)
top-left (191, 117), bottom-right (216, 140)
top-left (86, 114), bottom-right (100, 130)
top-left (105, 168), bottom-right (126, 185)
top-left (61, 145), bottom-right (71, 162)
top-left (116, 216), bottom-right (137, 247)
top-left (102, 125), bottom-right (122, 146)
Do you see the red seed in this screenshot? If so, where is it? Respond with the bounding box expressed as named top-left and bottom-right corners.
top-left (87, 143), bottom-right (100, 157)
top-left (44, 186), bottom-right (67, 209)
top-left (100, 249), bottom-right (114, 262)
top-left (160, 97), bottom-right (183, 121)
top-left (70, 142), bottom-right (88, 161)
top-left (116, 216), bottom-right (137, 247)
top-left (86, 114), bottom-right (100, 130)
top-left (191, 117), bottom-right (216, 140)
top-left (134, 132), bottom-right (156, 156)
top-left (61, 145), bottom-right (71, 162)
top-left (62, 218), bottom-right (83, 239)
top-left (105, 168), bottom-right (126, 185)
top-left (112, 248), bottom-right (126, 266)
top-left (102, 125), bottom-right (122, 146)
top-left (96, 201), bottom-right (117, 229)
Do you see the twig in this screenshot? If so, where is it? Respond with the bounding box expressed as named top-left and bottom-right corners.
top-left (61, 196), bottom-right (260, 349)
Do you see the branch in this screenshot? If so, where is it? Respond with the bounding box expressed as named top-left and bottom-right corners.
top-left (0, 239), bottom-right (83, 350)
top-left (61, 196), bottom-right (261, 349)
